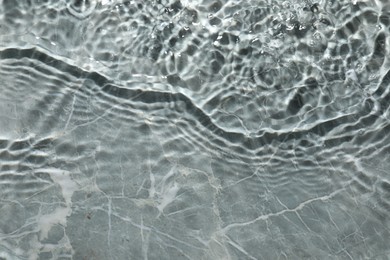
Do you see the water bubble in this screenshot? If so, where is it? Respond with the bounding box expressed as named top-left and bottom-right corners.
top-left (369, 73), bottom-right (379, 80)
top-left (355, 63), bottom-right (363, 72)
top-left (346, 70), bottom-right (358, 82)
top-left (310, 3), bottom-right (320, 13)
top-left (313, 32), bottom-right (322, 40)
top-left (286, 23), bottom-right (295, 31)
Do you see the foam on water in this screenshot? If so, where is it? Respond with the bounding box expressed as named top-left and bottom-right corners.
top-left (1, 0), bottom-right (390, 259)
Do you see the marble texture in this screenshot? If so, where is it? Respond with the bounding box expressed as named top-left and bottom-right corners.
top-left (1, 0), bottom-right (390, 259)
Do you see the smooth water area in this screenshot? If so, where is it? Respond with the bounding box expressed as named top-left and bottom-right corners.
top-left (0, 0), bottom-right (390, 259)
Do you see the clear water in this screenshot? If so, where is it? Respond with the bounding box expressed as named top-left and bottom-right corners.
top-left (0, 0), bottom-right (390, 259)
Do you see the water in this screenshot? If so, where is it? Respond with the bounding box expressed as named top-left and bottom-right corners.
top-left (0, 0), bottom-right (390, 259)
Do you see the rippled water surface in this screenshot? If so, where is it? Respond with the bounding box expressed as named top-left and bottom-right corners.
top-left (1, 0), bottom-right (390, 259)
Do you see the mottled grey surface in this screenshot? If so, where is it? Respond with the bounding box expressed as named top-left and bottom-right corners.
top-left (1, 0), bottom-right (390, 259)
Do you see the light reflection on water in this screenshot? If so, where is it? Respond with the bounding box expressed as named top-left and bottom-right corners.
top-left (0, 0), bottom-right (389, 259)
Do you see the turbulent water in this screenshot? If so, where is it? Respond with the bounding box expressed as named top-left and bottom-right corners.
top-left (0, 0), bottom-right (390, 259)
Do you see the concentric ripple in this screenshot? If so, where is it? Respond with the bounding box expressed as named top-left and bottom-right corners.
top-left (67, 0), bottom-right (97, 19)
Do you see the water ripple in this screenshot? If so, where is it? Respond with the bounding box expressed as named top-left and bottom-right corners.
top-left (1, 1), bottom-right (390, 259)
